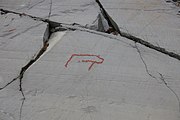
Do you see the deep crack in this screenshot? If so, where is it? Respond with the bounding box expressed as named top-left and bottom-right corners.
top-left (120, 31), bottom-right (180, 61)
top-left (0, 28), bottom-right (50, 120)
top-left (95, 0), bottom-right (121, 35)
top-left (0, 41), bottom-right (49, 94)
top-left (0, 16), bottom-right (67, 119)
top-left (0, 8), bottom-right (179, 61)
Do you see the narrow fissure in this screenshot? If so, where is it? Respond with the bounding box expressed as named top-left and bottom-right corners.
top-left (135, 43), bottom-right (180, 112)
top-left (0, 40), bottom-right (49, 96)
top-left (0, 8), bottom-right (180, 61)
top-left (134, 43), bottom-right (157, 80)
top-left (0, 20), bottom-right (66, 120)
top-left (158, 73), bottom-right (180, 112)
top-left (0, 32), bottom-right (49, 120)
top-left (48, 0), bottom-right (52, 18)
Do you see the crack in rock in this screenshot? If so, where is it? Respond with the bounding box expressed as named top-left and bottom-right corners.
top-left (120, 31), bottom-right (180, 61)
top-left (0, 22), bottom-right (67, 97)
top-left (19, 98), bottom-right (25, 120)
top-left (171, 0), bottom-right (180, 6)
top-left (134, 43), bottom-right (157, 80)
top-left (0, 41), bottom-right (49, 98)
top-left (1, 8), bottom-right (180, 61)
top-left (0, 36), bottom-right (49, 120)
top-left (48, 0), bottom-right (52, 18)
top-left (0, 21), bottom-right (67, 120)
top-left (158, 73), bottom-right (180, 112)
top-left (95, 0), bottom-right (121, 35)
top-left (135, 43), bottom-right (180, 112)
top-left (0, 1), bottom-right (180, 119)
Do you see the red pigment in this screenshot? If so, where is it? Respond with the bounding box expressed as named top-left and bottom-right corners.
top-left (65, 54), bottom-right (104, 71)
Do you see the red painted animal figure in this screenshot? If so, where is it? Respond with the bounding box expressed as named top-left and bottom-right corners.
top-left (65, 54), bottom-right (104, 71)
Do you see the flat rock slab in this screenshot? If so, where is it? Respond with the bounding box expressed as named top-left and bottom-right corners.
top-left (0, 0), bottom-right (180, 120)
top-left (1, 30), bottom-right (179, 120)
top-left (103, 0), bottom-right (180, 53)
top-left (0, 13), bottom-right (47, 94)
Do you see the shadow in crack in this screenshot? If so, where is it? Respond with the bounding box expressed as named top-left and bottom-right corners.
top-left (95, 0), bottom-right (121, 35)
top-left (0, 20), bottom-right (67, 120)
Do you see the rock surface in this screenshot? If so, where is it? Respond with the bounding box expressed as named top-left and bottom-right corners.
top-left (0, 0), bottom-right (180, 120)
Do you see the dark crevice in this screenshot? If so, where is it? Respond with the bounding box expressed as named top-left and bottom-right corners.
top-left (0, 8), bottom-right (180, 61)
top-left (158, 73), bottom-right (180, 112)
top-left (120, 32), bottom-right (180, 61)
top-left (0, 11), bottom-right (68, 118)
top-left (0, 20), bottom-right (60, 120)
top-left (95, 0), bottom-right (180, 61)
top-left (165, 0), bottom-right (180, 4)
top-left (171, 0), bottom-right (180, 6)
top-left (57, 24), bottom-right (132, 46)
top-left (0, 37), bottom-right (49, 94)
top-left (95, 0), bottom-right (121, 35)
top-left (0, 40), bottom-right (50, 113)
top-left (43, 24), bottom-right (50, 43)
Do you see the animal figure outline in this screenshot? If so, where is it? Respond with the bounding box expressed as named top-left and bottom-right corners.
top-left (65, 54), bottom-right (104, 71)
